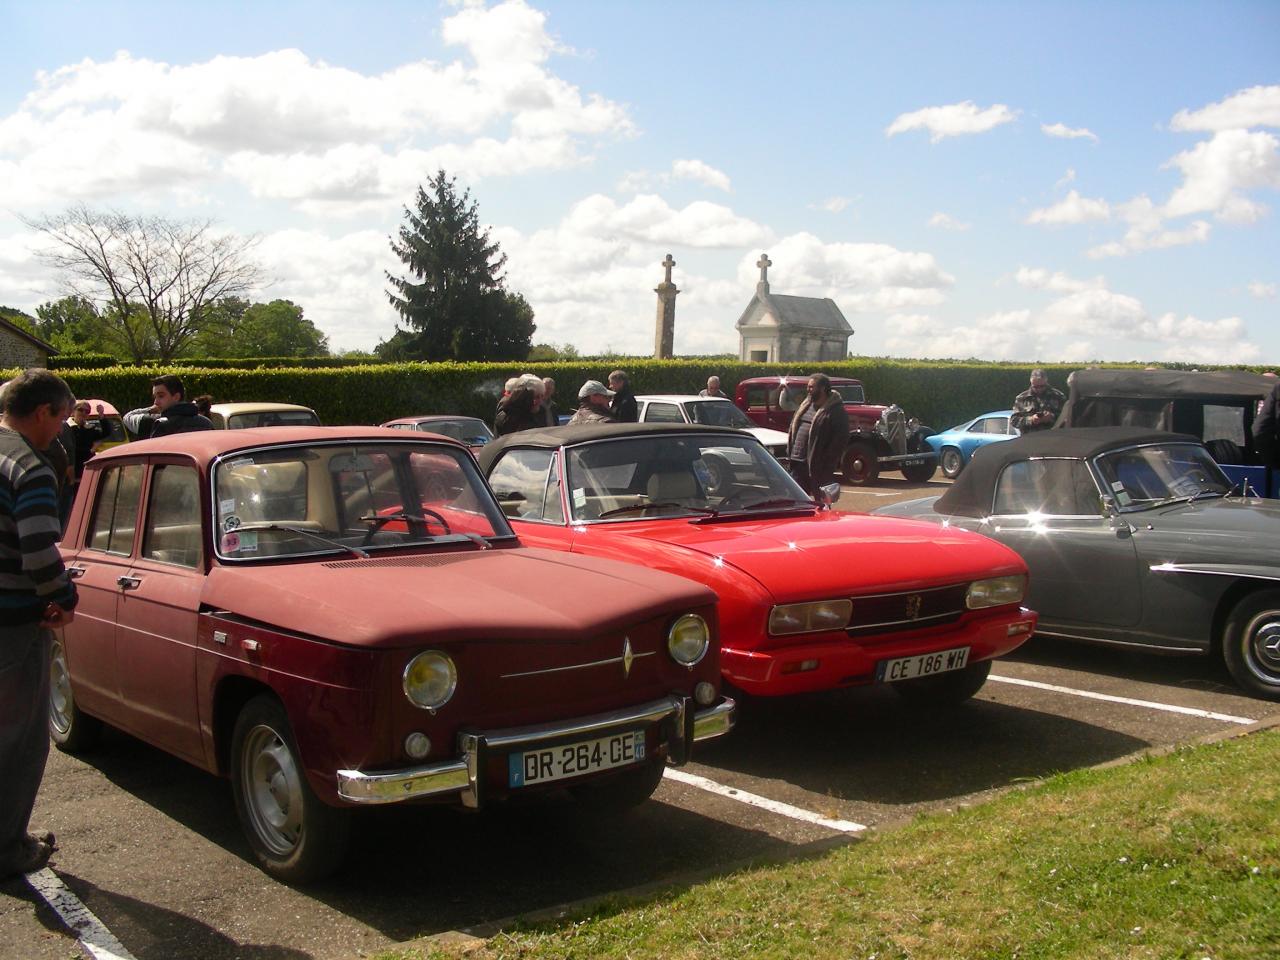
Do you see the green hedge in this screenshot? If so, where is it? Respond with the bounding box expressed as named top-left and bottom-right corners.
top-left (48, 353), bottom-right (120, 371)
top-left (5, 358), bottom-right (1267, 432)
top-left (50, 355), bottom-right (374, 370)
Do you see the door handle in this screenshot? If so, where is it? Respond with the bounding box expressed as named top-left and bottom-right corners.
top-left (116, 575), bottom-right (142, 590)
top-left (67, 566), bottom-right (87, 580)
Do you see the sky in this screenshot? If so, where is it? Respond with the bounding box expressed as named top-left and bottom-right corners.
top-left (0, 0), bottom-right (1277, 364)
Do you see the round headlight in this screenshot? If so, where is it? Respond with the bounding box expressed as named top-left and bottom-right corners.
top-left (403, 651), bottom-right (457, 710)
top-left (668, 614), bottom-right (710, 666)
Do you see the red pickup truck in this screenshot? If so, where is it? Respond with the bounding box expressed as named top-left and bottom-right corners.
top-left (734, 376), bottom-right (938, 484)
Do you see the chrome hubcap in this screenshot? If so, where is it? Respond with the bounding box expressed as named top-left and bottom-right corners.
top-left (242, 725), bottom-right (304, 856)
top-left (1248, 615), bottom-right (1280, 682)
top-left (49, 640), bottom-right (74, 734)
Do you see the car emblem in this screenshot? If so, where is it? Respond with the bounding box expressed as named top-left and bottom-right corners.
top-left (905, 594), bottom-right (923, 620)
top-left (622, 636), bottom-right (634, 678)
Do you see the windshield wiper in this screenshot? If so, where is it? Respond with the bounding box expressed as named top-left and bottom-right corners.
top-left (735, 497), bottom-right (816, 512)
top-left (596, 501), bottom-right (719, 519)
top-left (236, 522), bottom-right (368, 559)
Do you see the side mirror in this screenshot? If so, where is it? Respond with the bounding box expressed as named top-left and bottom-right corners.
top-left (817, 482), bottom-right (842, 506)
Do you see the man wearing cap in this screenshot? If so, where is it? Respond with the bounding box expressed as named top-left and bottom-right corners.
top-left (569, 381), bottom-right (618, 426)
top-left (1010, 369), bottom-right (1066, 433)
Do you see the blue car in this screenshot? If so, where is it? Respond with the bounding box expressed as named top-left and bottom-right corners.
top-left (925, 409), bottom-right (1018, 478)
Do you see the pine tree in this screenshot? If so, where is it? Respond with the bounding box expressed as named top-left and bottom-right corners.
top-left (385, 170), bottom-right (534, 361)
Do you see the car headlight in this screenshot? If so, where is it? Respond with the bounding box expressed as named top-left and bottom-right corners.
top-left (403, 650), bottom-right (457, 710)
top-left (966, 575), bottom-right (1027, 609)
top-left (768, 599), bottom-right (853, 636)
top-left (668, 614), bottom-right (710, 666)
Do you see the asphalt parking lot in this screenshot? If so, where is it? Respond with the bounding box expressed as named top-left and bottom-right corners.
top-left (4, 472), bottom-right (1277, 960)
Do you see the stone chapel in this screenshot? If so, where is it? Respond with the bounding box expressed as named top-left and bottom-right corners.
top-left (735, 254), bottom-right (853, 363)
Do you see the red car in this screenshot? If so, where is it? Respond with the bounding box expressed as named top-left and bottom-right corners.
top-left (478, 424), bottom-right (1037, 701)
top-left (52, 427), bottom-right (733, 882)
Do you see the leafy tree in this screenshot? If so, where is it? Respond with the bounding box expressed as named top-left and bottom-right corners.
top-left (0, 306), bottom-right (38, 336)
top-left (24, 204), bottom-right (264, 362)
top-left (32, 296), bottom-right (114, 354)
top-left (233, 300), bottom-right (328, 357)
top-left (527, 341), bottom-right (582, 361)
top-left (386, 169), bottom-right (535, 361)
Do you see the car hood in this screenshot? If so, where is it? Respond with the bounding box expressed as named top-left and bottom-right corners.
top-left (612, 512), bottom-right (1026, 601)
top-left (1133, 496), bottom-right (1280, 568)
top-left (202, 546), bottom-right (713, 648)
top-left (745, 426), bottom-right (789, 447)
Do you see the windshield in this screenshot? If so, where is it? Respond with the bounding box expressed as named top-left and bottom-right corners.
top-left (418, 418), bottom-right (494, 445)
top-left (684, 400), bottom-right (755, 429)
top-left (564, 433), bottom-right (811, 523)
top-left (228, 410), bottom-right (320, 429)
top-left (1093, 443), bottom-right (1232, 512)
top-left (214, 440), bottom-right (512, 560)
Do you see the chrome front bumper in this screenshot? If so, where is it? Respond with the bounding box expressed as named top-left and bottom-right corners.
top-left (336, 694), bottom-right (735, 805)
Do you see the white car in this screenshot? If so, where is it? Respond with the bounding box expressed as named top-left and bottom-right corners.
top-left (636, 395), bottom-right (791, 494)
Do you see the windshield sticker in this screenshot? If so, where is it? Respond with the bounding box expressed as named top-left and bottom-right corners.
top-left (573, 488), bottom-right (586, 509)
top-left (1109, 482), bottom-right (1132, 506)
top-left (219, 498), bottom-right (237, 514)
top-left (222, 514), bottom-right (242, 531)
top-left (220, 531), bottom-right (241, 553)
top-left (236, 530), bottom-right (258, 553)
top-left (224, 457), bottom-right (254, 470)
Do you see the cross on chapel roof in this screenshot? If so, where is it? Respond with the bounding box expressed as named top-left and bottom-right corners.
top-left (757, 253), bottom-right (771, 284)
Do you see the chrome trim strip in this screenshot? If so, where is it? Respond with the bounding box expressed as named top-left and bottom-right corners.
top-left (1150, 563), bottom-right (1280, 583)
top-left (501, 650), bottom-right (656, 679)
top-left (1033, 627), bottom-right (1200, 653)
top-left (850, 610), bottom-right (959, 630)
top-left (692, 698), bottom-right (735, 742)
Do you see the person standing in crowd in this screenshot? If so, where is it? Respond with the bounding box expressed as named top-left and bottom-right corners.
top-left (123, 375), bottom-right (213, 439)
top-left (786, 373), bottom-right (849, 496)
top-left (1, 369), bottom-right (78, 881)
top-left (495, 376), bottom-right (543, 435)
top-left (699, 376), bottom-right (725, 398)
top-left (1255, 375), bottom-right (1280, 468)
top-left (608, 370), bottom-right (637, 422)
top-left (568, 380), bottom-right (617, 425)
top-left (1010, 368), bottom-right (1066, 433)
top-left (539, 378), bottom-right (559, 427)
top-left (193, 395), bottom-right (213, 419)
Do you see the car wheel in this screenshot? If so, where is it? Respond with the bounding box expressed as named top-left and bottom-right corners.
top-left (701, 452), bottom-right (731, 496)
top-left (570, 757), bottom-right (665, 813)
top-left (1222, 589), bottom-right (1280, 701)
top-left (841, 442), bottom-right (880, 485)
top-left (230, 695), bottom-right (352, 883)
top-left (890, 659), bottom-right (992, 706)
top-left (940, 448), bottom-right (964, 479)
top-left (901, 461), bottom-right (937, 483)
top-left (48, 635), bottom-right (103, 753)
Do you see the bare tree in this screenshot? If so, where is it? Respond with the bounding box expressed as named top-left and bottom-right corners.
top-left (25, 204), bottom-right (264, 362)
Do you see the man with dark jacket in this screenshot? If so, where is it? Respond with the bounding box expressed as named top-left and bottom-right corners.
top-left (124, 375), bottom-right (213, 439)
top-left (787, 373), bottom-right (849, 496)
top-left (608, 370), bottom-right (638, 423)
top-left (1255, 377), bottom-right (1280, 468)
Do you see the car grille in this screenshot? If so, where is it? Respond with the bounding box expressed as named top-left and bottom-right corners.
top-left (846, 583), bottom-right (968, 638)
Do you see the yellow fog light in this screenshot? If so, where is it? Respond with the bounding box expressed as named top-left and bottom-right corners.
top-left (404, 732), bottom-right (432, 759)
top-left (966, 575), bottom-right (1027, 609)
top-left (768, 599), bottom-right (853, 636)
top-left (403, 651), bottom-right (457, 710)
top-left (668, 614), bottom-right (710, 666)
top-left (695, 681), bottom-right (717, 706)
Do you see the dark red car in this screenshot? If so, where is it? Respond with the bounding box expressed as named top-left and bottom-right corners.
top-left (51, 427), bottom-right (733, 882)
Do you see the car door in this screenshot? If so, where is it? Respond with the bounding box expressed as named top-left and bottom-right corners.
top-left (485, 448), bottom-right (572, 551)
top-left (986, 457), bottom-right (1143, 630)
top-left (112, 460), bottom-right (206, 764)
top-left (61, 461), bottom-right (146, 720)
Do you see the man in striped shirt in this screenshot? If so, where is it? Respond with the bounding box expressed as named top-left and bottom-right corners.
top-left (1, 368), bottom-right (78, 881)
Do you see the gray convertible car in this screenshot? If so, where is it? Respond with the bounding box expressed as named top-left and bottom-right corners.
top-left (875, 427), bottom-right (1280, 700)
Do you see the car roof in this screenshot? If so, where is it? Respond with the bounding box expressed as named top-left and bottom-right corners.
top-left (935, 427), bottom-right (1199, 518)
top-left (740, 375), bottom-right (862, 385)
top-left (383, 414), bottom-right (487, 424)
top-left (88, 425), bottom-right (466, 466)
top-left (637, 394), bottom-right (733, 403)
top-left (78, 399), bottom-right (121, 416)
top-left (209, 402), bottom-right (317, 415)
top-left (954, 410), bottom-right (1013, 425)
top-left (476, 422), bottom-right (749, 471)
top-left (1061, 369), bottom-right (1274, 410)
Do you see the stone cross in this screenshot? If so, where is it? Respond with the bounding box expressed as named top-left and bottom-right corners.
top-left (757, 253), bottom-right (772, 284)
top-left (662, 253), bottom-right (675, 284)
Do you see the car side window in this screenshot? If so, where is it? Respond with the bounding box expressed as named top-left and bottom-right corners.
top-left (971, 418), bottom-right (995, 434)
top-left (88, 463), bottom-right (145, 555)
top-left (643, 402), bottom-right (684, 423)
top-left (488, 449), bottom-right (557, 521)
top-left (744, 386), bottom-right (770, 409)
top-left (142, 465), bottom-right (204, 568)
top-left (994, 459), bottom-right (1100, 516)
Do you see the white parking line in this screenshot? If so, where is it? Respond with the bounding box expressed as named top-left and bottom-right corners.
top-left (663, 768), bottom-right (866, 833)
top-left (988, 674), bottom-right (1255, 725)
top-left (25, 868), bottom-right (137, 960)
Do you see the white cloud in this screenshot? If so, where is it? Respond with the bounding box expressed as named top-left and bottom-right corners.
top-left (1161, 128), bottom-right (1280, 223)
top-left (928, 212), bottom-right (970, 231)
top-left (1086, 218), bottom-right (1211, 259)
top-left (1013, 266), bottom-right (1098, 294)
top-left (1169, 84), bottom-right (1280, 133)
top-left (671, 159), bottom-right (731, 192)
top-left (884, 309), bottom-right (1036, 361)
top-left (885, 100), bottom-right (1018, 143)
top-left (1041, 122), bottom-right (1098, 143)
top-left (1247, 281), bottom-right (1277, 299)
top-left (810, 196), bottom-right (851, 214)
top-left (1055, 167), bottom-right (1077, 189)
top-left (1026, 190), bottom-right (1111, 225)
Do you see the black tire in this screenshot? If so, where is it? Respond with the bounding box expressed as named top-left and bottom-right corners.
top-left (230, 695), bottom-right (352, 883)
top-left (1222, 589), bottom-right (1280, 701)
top-left (891, 659), bottom-right (992, 707)
top-left (841, 442), bottom-right (880, 485)
top-left (48, 635), bottom-right (103, 753)
top-left (901, 461), bottom-right (937, 483)
top-left (701, 453), bottom-right (731, 496)
top-left (940, 447), bottom-right (964, 479)
top-left (570, 757), bottom-right (665, 813)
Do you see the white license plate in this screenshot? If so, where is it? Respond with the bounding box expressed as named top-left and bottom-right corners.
top-left (877, 646), bottom-right (970, 682)
top-left (509, 730), bottom-right (646, 787)
top-left (901, 457), bottom-right (930, 467)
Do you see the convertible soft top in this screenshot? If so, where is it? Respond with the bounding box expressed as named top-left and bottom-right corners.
top-left (476, 422), bottom-right (744, 470)
top-left (936, 427), bottom-right (1198, 518)
top-left (1058, 369), bottom-right (1274, 428)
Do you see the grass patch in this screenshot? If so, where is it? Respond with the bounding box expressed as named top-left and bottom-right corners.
top-left (386, 730), bottom-right (1280, 960)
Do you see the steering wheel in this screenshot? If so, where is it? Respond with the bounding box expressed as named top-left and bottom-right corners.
top-left (360, 509), bottom-right (451, 545)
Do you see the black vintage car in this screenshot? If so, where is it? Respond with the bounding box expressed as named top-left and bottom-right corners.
top-left (875, 428), bottom-right (1280, 700)
top-left (1057, 368), bottom-right (1278, 498)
